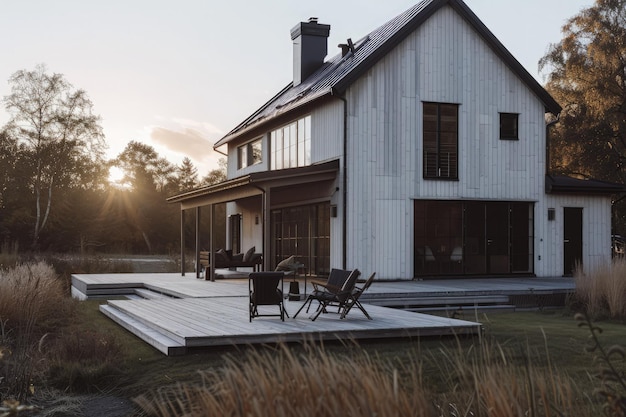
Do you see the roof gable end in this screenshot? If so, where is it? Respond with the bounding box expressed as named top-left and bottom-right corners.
top-left (215, 0), bottom-right (561, 147)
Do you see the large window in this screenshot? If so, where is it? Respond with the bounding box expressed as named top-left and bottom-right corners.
top-left (414, 200), bottom-right (534, 277)
top-left (423, 102), bottom-right (458, 179)
top-left (270, 116), bottom-right (311, 170)
top-left (237, 138), bottom-right (262, 169)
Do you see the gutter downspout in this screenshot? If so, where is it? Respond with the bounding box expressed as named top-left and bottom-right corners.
top-left (332, 88), bottom-right (348, 269)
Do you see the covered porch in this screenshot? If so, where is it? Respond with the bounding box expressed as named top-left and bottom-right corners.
top-left (167, 159), bottom-right (340, 281)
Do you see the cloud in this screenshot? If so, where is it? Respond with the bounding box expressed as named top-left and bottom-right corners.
top-left (147, 121), bottom-right (226, 170)
top-left (151, 126), bottom-right (213, 156)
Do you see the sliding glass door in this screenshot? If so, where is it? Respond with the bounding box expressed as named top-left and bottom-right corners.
top-left (271, 202), bottom-right (330, 277)
top-left (414, 200), bottom-right (533, 277)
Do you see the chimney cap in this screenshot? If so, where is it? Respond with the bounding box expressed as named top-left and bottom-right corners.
top-left (291, 19), bottom-right (330, 40)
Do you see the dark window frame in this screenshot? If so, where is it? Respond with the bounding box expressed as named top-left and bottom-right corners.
top-left (499, 113), bottom-right (519, 140)
top-left (423, 102), bottom-right (459, 180)
top-left (237, 137), bottom-right (263, 169)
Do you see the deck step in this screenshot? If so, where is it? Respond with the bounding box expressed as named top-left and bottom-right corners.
top-left (100, 304), bottom-right (186, 356)
top-left (134, 288), bottom-right (173, 300)
top-left (368, 295), bottom-right (510, 307)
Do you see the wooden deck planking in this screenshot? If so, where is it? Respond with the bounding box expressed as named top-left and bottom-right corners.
top-left (104, 296), bottom-right (480, 349)
top-left (77, 273), bottom-right (574, 355)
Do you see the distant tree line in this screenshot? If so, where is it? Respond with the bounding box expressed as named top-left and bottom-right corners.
top-left (0, 64), bottom-right (225, 254)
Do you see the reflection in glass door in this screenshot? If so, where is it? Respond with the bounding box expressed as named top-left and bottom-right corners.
top-left (271, 203), bottom-right (330, 277)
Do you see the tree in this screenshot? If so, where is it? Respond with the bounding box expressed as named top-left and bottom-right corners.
top-left (540, 0), bottom-right (626, 183)
top-left (2, 64), bottom-right (105, 248)
top-left (177, 157), bottom-right (199, 191)
top-left (200, 158), bottom-right (227, 186)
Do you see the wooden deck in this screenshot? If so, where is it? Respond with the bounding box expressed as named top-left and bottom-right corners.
top-left (72, 273), bottom-right (573, 356)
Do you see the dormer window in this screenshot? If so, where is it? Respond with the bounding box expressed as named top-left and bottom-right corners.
top-left (238, 137), bottom-right (262, 169)
top-left (270, 116), bottom-right (311, 170)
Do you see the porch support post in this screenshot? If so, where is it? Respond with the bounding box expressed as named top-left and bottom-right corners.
top-left (209, 203), bottom-right (216, 281)
top-left (195, 206), bottom-right (201, 278)
top-left (262, 189), bottom-right (270, 271)
top-left (180, 208), bottom-right (185, 276)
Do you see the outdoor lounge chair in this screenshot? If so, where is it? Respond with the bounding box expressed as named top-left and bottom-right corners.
top-left (339, 272), bottom-right (376, 319)
top-left (292, 268), bottom-right (352, 318)
top-left (249, 272), bottom-right (286, 322)
top-left (297, 269), bottom-right (361, 321)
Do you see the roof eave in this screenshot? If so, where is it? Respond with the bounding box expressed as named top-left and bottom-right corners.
top-left (213, 88), bottom-right (333, 148)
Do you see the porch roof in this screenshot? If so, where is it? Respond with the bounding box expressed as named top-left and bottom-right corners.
top-left (166, 159), bottom-right (340, 209)
top-left (545, 174), bottom-right (626, 195)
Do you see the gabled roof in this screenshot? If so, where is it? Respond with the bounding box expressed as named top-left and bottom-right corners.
top-left (215, 0), bottom-right (561, 148)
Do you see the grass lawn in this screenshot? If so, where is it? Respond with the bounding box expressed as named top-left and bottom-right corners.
top-left (76, 300), bottom-right (626, 399)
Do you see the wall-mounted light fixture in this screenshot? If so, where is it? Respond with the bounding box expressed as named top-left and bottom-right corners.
top-left (548, 208), bottom-right (555, 221)
top-left (255, 215), bottom-right (259, 225)
top-left (330, 205), bottom-right (338, 218)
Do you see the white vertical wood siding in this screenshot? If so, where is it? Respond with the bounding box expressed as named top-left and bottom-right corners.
top-left (343, 5), bottom-right (610, 279)
top-left (535, 194), bottom-right (612, 277)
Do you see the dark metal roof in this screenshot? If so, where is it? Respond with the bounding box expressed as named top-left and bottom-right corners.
top-left (167, 159), bottom-right (340, 204)
top-left (545, 175), bottom-right (626, 195)
top-left (215, 0), bottom-right (561, 147)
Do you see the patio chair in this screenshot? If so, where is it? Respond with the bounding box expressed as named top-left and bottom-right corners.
top-left (249, 272), bottom-right (286, 322)
top-left (340, 272), bottom-right (376, 319)
top-left (308, 269), bottom-right (361, 321)
top-left (293, 268), bottom-right (352, 318)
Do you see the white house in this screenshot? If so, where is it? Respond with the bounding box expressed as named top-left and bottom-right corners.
top-left (168, 0), bottom-right (623, 280)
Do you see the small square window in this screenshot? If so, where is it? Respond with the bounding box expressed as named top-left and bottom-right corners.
top-left (500, 113), bottom-right (519, 140)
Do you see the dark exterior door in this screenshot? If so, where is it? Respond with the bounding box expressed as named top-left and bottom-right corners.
top-left (486, 203), bottom-right (510, 274)
top-left (563, 207), bottom-right (583, 276)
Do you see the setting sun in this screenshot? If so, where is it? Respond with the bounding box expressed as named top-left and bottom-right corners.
top-left (108, 165), bottom-right (126, 187)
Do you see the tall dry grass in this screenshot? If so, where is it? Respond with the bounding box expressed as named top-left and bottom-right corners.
top-left (0, 241), bottom-right (19, 270)
top-left (0, 261), bottom-right (74, 401)
top-left (574, 258), bottom-right (626, 319)
top-left (134, 339), bottom-right (587, 417)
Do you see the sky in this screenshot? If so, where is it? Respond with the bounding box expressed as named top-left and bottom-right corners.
top-left (0, 0), bottom-right (590, 175)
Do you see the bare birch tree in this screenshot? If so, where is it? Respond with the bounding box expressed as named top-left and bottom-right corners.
top-left (2, 64), bottom-right (105, 249)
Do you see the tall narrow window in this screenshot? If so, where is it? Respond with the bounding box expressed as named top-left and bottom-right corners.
top-left (423, 102), bottom-right (458, 179)
top-left (270, 115), bottom-right (311, 170)
top-left (500, 113), bottom-right (519, 140)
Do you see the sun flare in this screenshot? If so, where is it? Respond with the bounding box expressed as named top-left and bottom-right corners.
top-left (108, 166), bottom-right (127, 187)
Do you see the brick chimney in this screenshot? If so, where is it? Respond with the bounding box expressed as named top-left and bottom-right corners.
top-left (290, 17), bottom-right (330, 87)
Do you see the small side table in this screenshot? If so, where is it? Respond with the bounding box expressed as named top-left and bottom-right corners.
top-left (287, 263), bottom-right (306, 300)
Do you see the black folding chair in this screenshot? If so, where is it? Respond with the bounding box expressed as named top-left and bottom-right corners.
top-left (340, 272), bottom-right (376, 319)
top-left (307, 269), bottom-right (361, 321)
top-left (293, 268), bottom-right (352, 318)
top-left (249, 272), bottom-right (287, 321)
